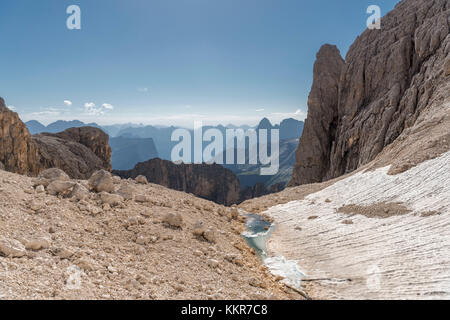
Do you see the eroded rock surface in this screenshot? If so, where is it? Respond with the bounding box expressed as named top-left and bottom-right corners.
top-left (113, 158), bottom-right (241, 206)
top-left (290, 0), bottom-right (450, 186)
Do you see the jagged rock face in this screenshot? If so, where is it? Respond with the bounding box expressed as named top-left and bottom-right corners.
top-left (0, 98), bottom-right (40, 176)
top-left (33, 127), bottom-right (112, 180)
top-left (113, 158), bottom-right (241, 206)
top-left (290, 0), bottom-right (450, 186)
top-left (290, 45), bottom-right (344, 185)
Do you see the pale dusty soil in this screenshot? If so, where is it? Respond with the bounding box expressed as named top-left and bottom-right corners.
top-left (337, 202), bottom-right (412, 219)
top-left (0, 169), bottom-right (302, 300)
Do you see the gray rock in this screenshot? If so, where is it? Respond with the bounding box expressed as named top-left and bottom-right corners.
top-left (0, 161), bottom-right (4, 170)
top-left (35, 185), bottom-right (45, 193)
top-left (88, 170), bottom-right (115, 193)
top-left (162, 212), bottom-right (183, 229)
top-left (0, 238), bottom-right (27, 258)
top-left (25, 238), bottom-right (50, 251)
top-left (290, 0), bottom-right (450, 186)
top-left (47, 180), bottom-right (75, 196)
top-left (70, 183), bottom-right (90, 201)
top-left (38, 168), bottom-right (70, 182)
top-left (135, 175), bottom-right (148, 184)
top-left (116, 184), bottom-right (135, 201)
top-left (100, 192), bottom-right (124, 207)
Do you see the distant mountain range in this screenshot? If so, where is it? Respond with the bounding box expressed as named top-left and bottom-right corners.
top-left (25, 118), bottom-right (304, 186)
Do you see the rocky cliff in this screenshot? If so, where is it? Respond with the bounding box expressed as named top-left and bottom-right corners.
top-left (0, 98), bottom-right (41, 176)
top-left (33, 127), bottom-right (112, 179)
top-left (113, 158), bottom-right (241, 206)
top-left (0, 97), bottom-right (111, 179)
top-left (290, 0), bottom-right (450, 186)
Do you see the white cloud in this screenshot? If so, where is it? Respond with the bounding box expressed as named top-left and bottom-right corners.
top-left (102, 103), bottom-right (114, 110)
top-left (7, 105), bottom-right (16, 111)
top-left (64, 100), bottom-right (72, 107)
top-left (255, 108), bottom-right (265, 112)
top-left (84, 102), bottom-right (114, 116)
top-left (270, 108), bottom-right (307, 122)
top-left (137, 87), bottom-right (149, 93)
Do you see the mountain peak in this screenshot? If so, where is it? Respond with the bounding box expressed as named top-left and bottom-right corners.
top-left (257, 117), bottom-right (273, 130)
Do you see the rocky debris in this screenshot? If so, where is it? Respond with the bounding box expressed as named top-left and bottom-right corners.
top-left (50, 247), bottom-right (74, 260)
top-left (0, 237), bottom-right (27, 258)
top-left (47, 180), bottom-right (76, 196)
top-left (135, 175), bottom-right (148, 184)
top-left (203, 229), bottom-right (217, 244)
top-left (1, 97), bottom-right (112, 179)
top-left (100, 192), bottom-right (124, 207)
top-left (35, 185), bottom-right (45, 193)
top-left (135, 194), bottom-right (150, 203)
top-left (33, 127), bottom-right (111, 180)
top-left (227, 208), bottom-right (239, 221)
top-left (70, 183), bottom-right (90, 201)
top-left (116, 184), bottom-right (135, 201)
top-left (25, 238), bottom-right (50, 251)
top-left (0, 153), bottom-right (299, 300)
top-left (88, 170), bottom-right (115, 193)
top-left (290, 0), bottom-right (450, 186)
top-left (192, 221), bottom-right (206, 237)
top-left (192, 221), bottom-right (217, 243)
top-left (113, 158), bottom-right (241, 206)
top-left (38, 168), bottom-right (70, 182)
top-left (0, 98), bottom-right (41, 175)
top-left (162, 212), bottom-right (183, 229)
top-left (207, 259), bottom-right (220, 269)
top-left (225, 254), bottom-right (244, 267)
top-left (28, 199), bottom-right (44, 212)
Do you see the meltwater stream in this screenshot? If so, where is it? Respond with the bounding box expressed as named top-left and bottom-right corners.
top-left (242, 213), bottom-right (306, 291)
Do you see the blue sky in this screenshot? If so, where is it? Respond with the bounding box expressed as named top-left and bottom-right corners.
top-left (0, 0), bottom-right (400, 126)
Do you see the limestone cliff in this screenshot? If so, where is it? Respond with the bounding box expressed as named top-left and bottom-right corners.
top-left (113, 158), bottom-right (241, 206)
top-left (290, 0), bottom-right (450, 186)
top-left (33, 127), bottom-right (112, 179)
top-left (0, 97), bottom-right (111, 179)
top-left (0, 98), bottom-right (40, 176)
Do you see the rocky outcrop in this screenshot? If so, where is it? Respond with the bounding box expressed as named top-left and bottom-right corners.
top-left (0, 98), bottom-right (41, 176)
top-left (290, 45), bottom-right (344, 185)
top-left (113, 158), bottom-right (241, 206)
top-left (0, 97), bottom-right (112, 179)
top-left (290, 0), bottom-right (450, 186)
top-left (33, 127), bottom-right (112, 179)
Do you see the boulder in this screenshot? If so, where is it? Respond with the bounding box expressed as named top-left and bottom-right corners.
top-left (70, 183), bottom-right (90, 201)
top-left (100, 192), bottom-right (124, 207)
top-left (88, 170), bottom-right (115, 193)
top-left (135, 175), bottom-right (148, 184)
top-left (116, 184), bottom-right (135, 201)
top-left (25, 238), bottom-right (50, 251)
top-left (0, 161), bottom-right (4, 170)
top-left (38, 168), bottom-right (70, 182)
top-left (135, 194), bottom-right (150, 203)
top-left (47, 180), bottom-right (75, 196)
top-left (162, 212), bottom-right (183, 229)
top-left (0, 238), bottom-right (27, 258)
top-left (203, 229), bottom-right (217, 244)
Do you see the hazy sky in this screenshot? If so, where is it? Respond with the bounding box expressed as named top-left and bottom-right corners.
top-left (0, 0), bottom-right (400, 126)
